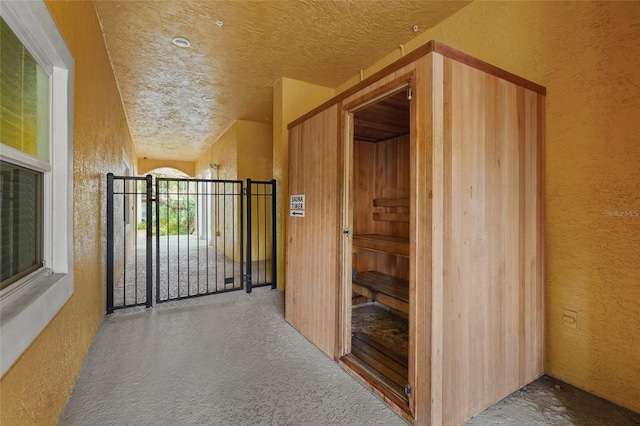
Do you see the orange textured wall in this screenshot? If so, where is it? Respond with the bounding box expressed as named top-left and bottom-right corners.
top-left (0, 1), bottom-right (137, 424)
top-left (336, 1), bottom-right (640, 413)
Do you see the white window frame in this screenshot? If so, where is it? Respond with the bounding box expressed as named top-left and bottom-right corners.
top-left (0, 0), bottom-right (74, 377)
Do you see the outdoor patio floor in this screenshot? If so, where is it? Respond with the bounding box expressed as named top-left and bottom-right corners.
top-left (60, 288), bottom-right (640, 425)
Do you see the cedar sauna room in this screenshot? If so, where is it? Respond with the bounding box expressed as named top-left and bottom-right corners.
top-left (285, 41), bottom-right (544, 426)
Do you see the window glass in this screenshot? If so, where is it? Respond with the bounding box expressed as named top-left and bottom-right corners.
top-left (0, 16), bottom-right (50, 161)
top-left (0, 161), bottom-right (43, 288)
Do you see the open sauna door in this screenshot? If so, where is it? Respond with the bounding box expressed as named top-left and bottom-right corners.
top-left (339, 79), bottom-right (415, 419)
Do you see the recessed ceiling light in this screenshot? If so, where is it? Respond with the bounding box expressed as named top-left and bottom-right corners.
top-left (202, 96), bottom-right (214, 101)
top-left (215, 21), bottom-right (223, 28)
top-left (172, 37), bottom-right (191, 48)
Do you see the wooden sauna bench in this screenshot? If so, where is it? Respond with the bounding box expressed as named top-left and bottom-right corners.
top-left (352, 234), bottom-right (409, 257)
top-left (351, 333), bottom-right (408, 402)
top-left (352, 271), bottom-right (409, 314)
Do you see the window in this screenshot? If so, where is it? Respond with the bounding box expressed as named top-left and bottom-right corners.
top-left (0, 162), bottom-right (43, 287)
top-left (1, 15), bottom-right (49, 288)
top-left (0, 0), bottom-right (74, 377)
top-left (1, 16), bottom-right (50, 161)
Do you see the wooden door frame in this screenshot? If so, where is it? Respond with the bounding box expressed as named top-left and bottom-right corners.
top-left (336, 73), bottom-right (417, 419)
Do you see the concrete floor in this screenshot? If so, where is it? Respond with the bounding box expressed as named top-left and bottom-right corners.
top-left (466, 375), bottom-right (640, 425)
top-left (61, 288), bottom-right (640, 425)
top-left (114, 234), bottom-right (245, 307)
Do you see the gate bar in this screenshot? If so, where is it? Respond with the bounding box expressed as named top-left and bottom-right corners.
top-left (155, 178), bottom-right (160, 304)
top-left (246, 179), bottom-right (253, 294)
top-left (145, 174), bottom-right (153, 308)
top-left (240, 181), bottom-right (245, 292)
top-left (245, 179), bottom-right (277, 291)
top-left (106, 173), bottom-right (114, 314)
top-left (271, 179), bottom-right (277, 289)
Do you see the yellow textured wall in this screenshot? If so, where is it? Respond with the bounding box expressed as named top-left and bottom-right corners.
top-left (195, 123), bottom-right (239, 259)
top-left (238, 121), bottom-right (273, 262)
top-left (138, 158), bottom-right (195, 177)
top-left (0, 1), bottom-right (137, 424)
top-left (237, 120), bottom-right (272, 181)
top-left (195, 118), bottom-right (272, 179)
top-left (195, 122), bottom-right (237, 180)
top-left (194, 120), bottom-right (273, 261)
top-left (273, 77), bottom-right (334, 290)
top-left (336, 0), bottom-right (640, 413)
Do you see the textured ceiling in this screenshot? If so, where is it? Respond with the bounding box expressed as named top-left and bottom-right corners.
top-left (94, 0), bottom-right (471, 161)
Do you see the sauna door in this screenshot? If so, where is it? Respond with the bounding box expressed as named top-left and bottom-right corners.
top-left (340, 81), bottom-right (414, 414)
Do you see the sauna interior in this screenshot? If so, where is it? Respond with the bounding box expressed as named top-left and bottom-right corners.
top-left (348, 89), bottom-right (411, 404)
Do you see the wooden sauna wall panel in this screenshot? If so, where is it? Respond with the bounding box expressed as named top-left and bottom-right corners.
top-left (352, 135), bottom-right (410, 280)
top-left (353, 252), bottom-right (409, 282)
top-left (353, 135), bottom-right (409, 238)
top-left (284, 46), bottom-right (545, 426)
top-left (438, 57), bottom-right (544, 425)
top-left (285, 104), bottom-right (340, 357)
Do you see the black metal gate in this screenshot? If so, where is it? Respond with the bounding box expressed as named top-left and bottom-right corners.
top-left (106, 174), bottom-right (276, 313)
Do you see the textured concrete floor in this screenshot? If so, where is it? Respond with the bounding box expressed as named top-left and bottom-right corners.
top-left (465, 375), bottom-right (640, 425)
top-left (60, 288), bottom-right (406, 426)
top-left (114, 234), bottom-right (247, 307)
top-left (61, 288), bottom-right (640, 425)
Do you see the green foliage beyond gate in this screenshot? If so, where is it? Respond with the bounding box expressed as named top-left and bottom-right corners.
top-left (154, 197), bottom-right (195, 235)
top-left (138, 178), bottom-right (196, 236)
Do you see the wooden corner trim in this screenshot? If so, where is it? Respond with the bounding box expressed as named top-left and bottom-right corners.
top-left (430, 40), bottom-right (546, 96)
top-left (287, 40), bottom-right (545, 130)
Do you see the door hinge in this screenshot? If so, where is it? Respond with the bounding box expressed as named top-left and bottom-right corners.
top-left (407, 88), bottom-right (412, 100)
top-left (404, 384), bottom-right (411, 398)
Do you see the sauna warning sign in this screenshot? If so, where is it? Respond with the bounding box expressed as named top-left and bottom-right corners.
top-left (290, 195), bottom-right (305, 209)
top-left (290, 195), bottom-right (305, 217)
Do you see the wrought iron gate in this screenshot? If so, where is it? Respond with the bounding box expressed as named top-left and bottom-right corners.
top-left (106, 174), bottom-right (276, 313)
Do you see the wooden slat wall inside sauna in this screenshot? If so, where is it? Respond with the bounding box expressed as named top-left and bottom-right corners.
top-left (352, 135), bottom-right (410, 281)
top-left (438, 57), bottom-right (544, 426)
top-left (285, 104), bottom-right (340, 357)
